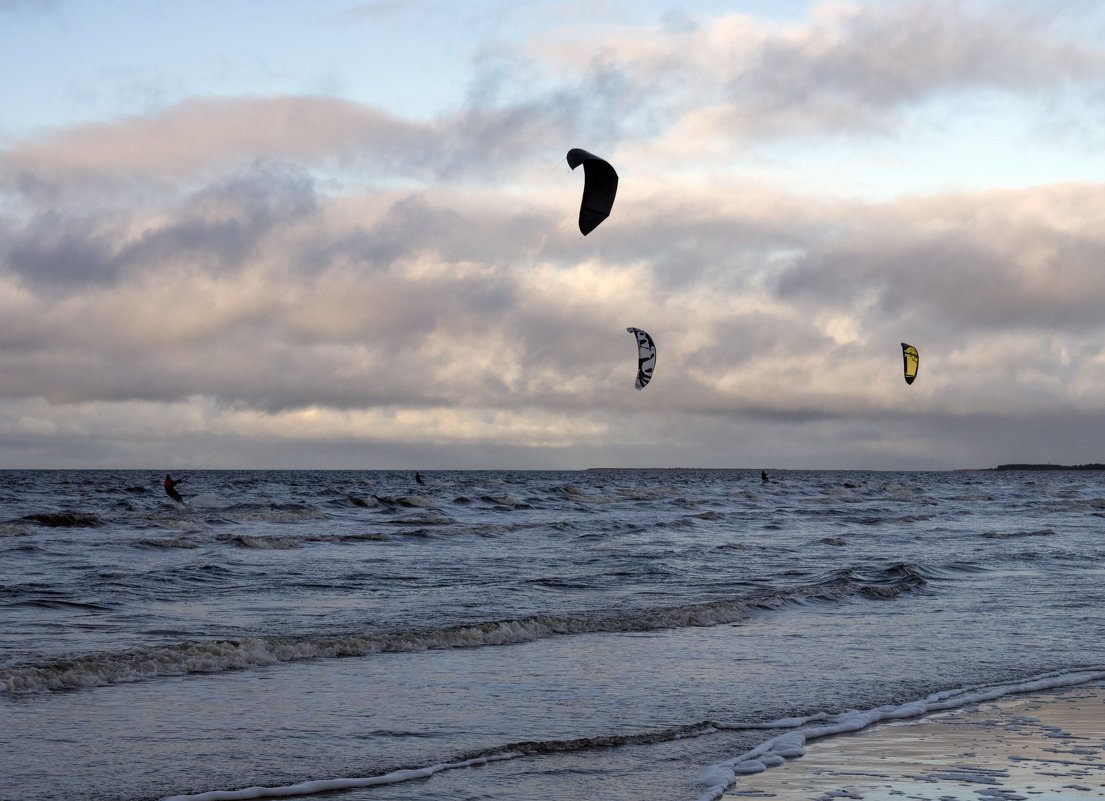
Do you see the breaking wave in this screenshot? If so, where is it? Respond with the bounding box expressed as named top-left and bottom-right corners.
top-left (1, 563), bottom-right (934, 694)
top-left (980, 528), bottom-right (1056, 539)
top-left (159, 666), bottom-right (1105, 801)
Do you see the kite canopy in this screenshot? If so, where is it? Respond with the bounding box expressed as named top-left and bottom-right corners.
top-left (567, 148), bottom-right (618, 235)
top-left (901, 343), bottom-right (919, 385)
top-left (627, 327), bottom-right (656, 390)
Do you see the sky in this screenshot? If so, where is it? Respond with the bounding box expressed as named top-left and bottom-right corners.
top-left (3, 0), bottom-right (1105, 471)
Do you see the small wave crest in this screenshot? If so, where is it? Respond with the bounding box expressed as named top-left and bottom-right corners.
top-left (224, 508), bottom-right (326, 524)
top-left (372, 495), bottom-right (438, 509)
top-left (980, 528), bottom-right (1056, 539)
top-left (215, 533), bottom-right (309, 549)
top-left (1, 564), bottom-right (931, 694)
top-left (160, 754), bottom-right (519, 801)
top-left (478, 494), bottom-right (530, 509)
top-left (22, 512), bottom-right (99, 527)
top-left (771, 563), bottom-right (932, 605)
top-left (156, 666), bottom-right (1105, 801)
top-left (140, 537), bottom-right (199, 549)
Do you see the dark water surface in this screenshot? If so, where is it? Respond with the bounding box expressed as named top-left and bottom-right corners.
top-left (2, 469), bottom-right (1104, 800)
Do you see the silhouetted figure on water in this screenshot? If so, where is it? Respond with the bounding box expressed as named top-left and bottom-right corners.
top-left (415, 473), bottom-right (425, 486)
top-left (164, 474), bottom-right (185, 504)
top-left (761, 471), bottom-right (769, 483)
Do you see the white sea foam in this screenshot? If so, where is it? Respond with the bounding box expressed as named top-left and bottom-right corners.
top-left (225, 509), bottom-right (326, 524)
top-left (397, 495), bottom-right (438, 508)
top-left (185, 493), bottom-right (225, 509)
top-left (696, 667), bottom-right (1105, 801)
top-left (160, 754), bottom-right (520, 801)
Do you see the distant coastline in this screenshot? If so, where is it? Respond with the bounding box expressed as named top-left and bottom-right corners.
top-left (586, 465), bottom-right (1105, 472)
top-left (991, 463), bottom-right (1105, 471)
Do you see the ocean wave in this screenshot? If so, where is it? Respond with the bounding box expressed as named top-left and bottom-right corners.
top-left (848, 514), bottom-right (934, 525)
top-left (620, 487), bottom-right (672, 501)
top-left (224, 508), bottom-right (326, 524)
top-left (140, 537), bottom-right (200, 549)
top-left (22, 512), bottom-right (99, 527)
top-left (478, 494), bottom-right (530, 509)
top-left (160, 754), bottom-right (519, 801)
top-left (0, 563), bottom-right (931, 694)
top-left (156, 519), bottom-right (207, 533)
top-left (215, 533), bottom-right (311, 549)
top-left (158, 666), bottom-right (1105, 801)
top-left (689, 511), bottom-right (722, 521)
top-left (980, 528), bottom-right (1056, 539)
top-left (555, 485), bottom-right (618, 504)
top-left (386, 513), bottom-right (457, 526)
top-left (372, 495), bottom-right (438, 509)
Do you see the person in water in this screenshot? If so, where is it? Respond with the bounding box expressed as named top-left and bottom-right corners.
top-left (761, 470), bottom-right (769, 483)
top-left (415, 473), bottom-right (425, 486)
top-left (163, 474), bottom-right (185, 504)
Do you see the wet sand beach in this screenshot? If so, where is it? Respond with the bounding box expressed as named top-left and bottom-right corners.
top-left (725, 683), bottom-right (1105, 800)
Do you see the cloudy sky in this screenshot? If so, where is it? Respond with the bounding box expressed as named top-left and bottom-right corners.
top-left (3, 0), bottom-right (1105, 470)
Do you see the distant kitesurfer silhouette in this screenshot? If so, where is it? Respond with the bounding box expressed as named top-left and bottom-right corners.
top-left (761, 471), bottom-right (769, 483)
top-left (415, 473), bottom-right (425, 486)
top-left (163, 474), bottom-right (185, 504)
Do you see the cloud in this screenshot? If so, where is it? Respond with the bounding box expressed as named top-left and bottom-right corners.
top-left (529, 0), bottom-right (1105, 148)
top-left (3, 1), bottom-right (1105, 468)
top-left (774, 184), bottom-right (1105, 334)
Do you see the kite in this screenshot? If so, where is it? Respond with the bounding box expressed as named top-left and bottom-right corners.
top-left (901, 343), bottom-right (919, 385)
top-left (627, 328), bottom-right (656, 390)
top-left (566, 148), bottom-right (618, 235)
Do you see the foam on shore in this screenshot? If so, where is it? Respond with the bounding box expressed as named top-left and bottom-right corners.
top-left (698, 667), bottom-right (1105, 799)
top-left (716, 680), bottom-right (1105, 799)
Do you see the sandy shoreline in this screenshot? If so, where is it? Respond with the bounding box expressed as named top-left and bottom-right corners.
top-left (724, 682), bottom-right (1105, 800)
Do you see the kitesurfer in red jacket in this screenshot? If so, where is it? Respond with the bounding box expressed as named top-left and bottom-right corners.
top-left (163, 474), bottom-right (185, 504)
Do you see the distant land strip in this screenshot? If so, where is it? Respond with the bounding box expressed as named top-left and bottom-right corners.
top-left (586, 465), bottom-right (1105, 472)
top-left (992, 463), bottom-right (1105, 471)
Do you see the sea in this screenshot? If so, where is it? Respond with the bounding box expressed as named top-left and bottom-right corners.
top-left (2, 468), bottom-right (1104, 801)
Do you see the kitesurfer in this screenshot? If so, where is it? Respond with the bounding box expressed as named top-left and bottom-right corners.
top-left (415, 473), bottom-right (425, 486)
top-left (163, 474), bottom-right (185, 504)
top-left (761, 471), bottom-right (769, 483)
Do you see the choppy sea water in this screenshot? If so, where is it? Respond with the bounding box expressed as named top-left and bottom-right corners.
top-left (2, 468), bottom-right (1104, 801)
